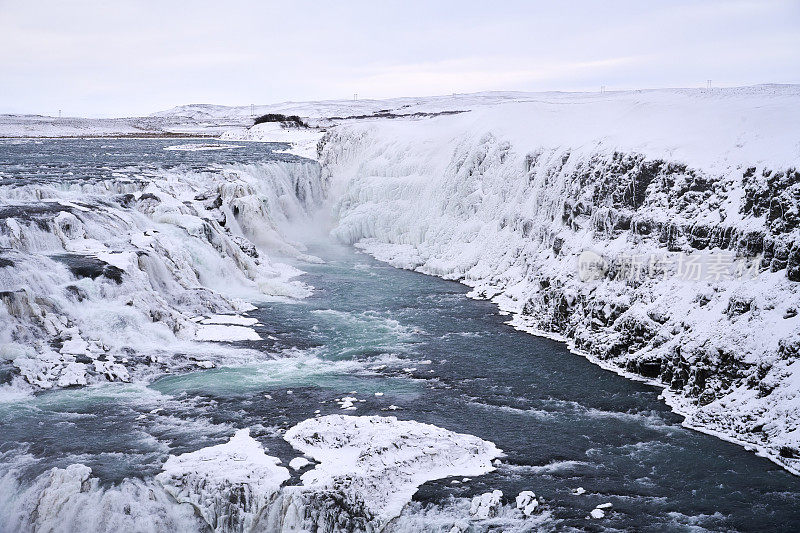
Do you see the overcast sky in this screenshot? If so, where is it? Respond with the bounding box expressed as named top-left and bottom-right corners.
top-left (1, 0), bottom-right (798, 117)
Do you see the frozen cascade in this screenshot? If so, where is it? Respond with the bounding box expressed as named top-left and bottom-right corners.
top-left (0, 455), bottom-right (205, 533)
top-left (156, 429), bottom-right (290, 533)
top-left (0, 159), bottom-right (326, 392)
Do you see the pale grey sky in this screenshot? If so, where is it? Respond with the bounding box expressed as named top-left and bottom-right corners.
top-left (1, 0), bottom-right (798, 117)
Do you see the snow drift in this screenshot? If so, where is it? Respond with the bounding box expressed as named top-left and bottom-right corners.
top-left (321, 85), bottom-right (800, 473)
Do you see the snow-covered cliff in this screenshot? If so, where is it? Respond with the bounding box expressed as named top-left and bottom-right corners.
top-left (321, 85), bottom-right (800, 473)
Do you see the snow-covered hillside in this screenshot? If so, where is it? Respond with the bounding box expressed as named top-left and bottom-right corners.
top-left (0, 114), bottom-right (245, 138)
top-left (319, 85), bottom-right (800, 473)
top-left (0, 92), bottom-right (519, 138)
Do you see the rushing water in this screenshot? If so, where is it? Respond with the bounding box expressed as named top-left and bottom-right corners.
top-left (1, 139), bottom-right (799, 532)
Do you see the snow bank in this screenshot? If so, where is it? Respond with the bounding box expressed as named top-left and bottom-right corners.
top-left (321, 85), bottom-right (800, 473)
top-left (283, 414), bottom-right (503, 527)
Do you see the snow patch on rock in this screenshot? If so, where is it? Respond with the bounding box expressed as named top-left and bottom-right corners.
top-left (470, 490), bottom-right (503, 519)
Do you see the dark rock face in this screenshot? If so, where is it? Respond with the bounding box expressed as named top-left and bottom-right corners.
top-left (558, 154), bottom-right (798, 280)
top-left (506, 149), bottom-right (800, 415)
top-left (51, 254), bottom-right (124, 284)
top-left (743, 168), bottom-right (800, 234)
top-left (726, 295), bottom-right (753, 317)
top-left (0, 203), bottom-right (73, 221)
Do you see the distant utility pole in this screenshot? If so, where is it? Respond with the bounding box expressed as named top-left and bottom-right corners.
top-left (58, 109), bottom-right (62, 118)
top-left (353, 93), bottom-right (358, 101)
top-left (250, 104), bottom-right (254, 117)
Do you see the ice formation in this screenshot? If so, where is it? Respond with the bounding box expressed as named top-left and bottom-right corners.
top-left (320, 85), bottom-right (800, 472)
top-left (515, 491), bottom-right (538, 516)
top-left (470, 490), bottom-right (503, 519)
top-left (0, 460), bottom-right (205, 533)
top-left (0, 416), bottom-right (503, 533)
top-left (283, 415), bottom-right (503, 528)
top-left (0, 159), bottom-right (324, 391)
top-left (156, 429), bottom-right (290, 533)
top-left (588, 502), bottom-right (613, 520)
top-left (0, 414), bottom-right (506, 532)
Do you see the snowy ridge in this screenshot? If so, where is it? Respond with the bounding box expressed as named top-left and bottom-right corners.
top-left (321, 85), bottom-right (800, 473)
top-left (0, 159), bottom-right (324, 393)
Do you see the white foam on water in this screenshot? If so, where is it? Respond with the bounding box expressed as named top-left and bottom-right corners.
top-left (164, 143), bottom-right (243, 151)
